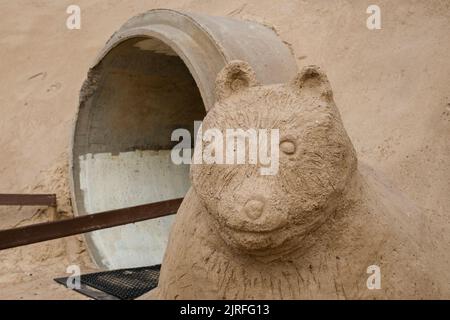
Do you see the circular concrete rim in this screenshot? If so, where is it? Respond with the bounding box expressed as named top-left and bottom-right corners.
top-left (69, 9), bottom-right (298, 269)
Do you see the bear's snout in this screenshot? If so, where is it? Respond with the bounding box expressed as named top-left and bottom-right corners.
top-left (244, 198), bottom-right (265, 220)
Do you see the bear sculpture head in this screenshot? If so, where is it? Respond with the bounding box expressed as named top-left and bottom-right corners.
top-left (191, 61), bottom-right (357, 257)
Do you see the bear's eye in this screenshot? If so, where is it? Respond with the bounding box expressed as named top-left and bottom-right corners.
top-left (280, 140), bottom-right (296, 155)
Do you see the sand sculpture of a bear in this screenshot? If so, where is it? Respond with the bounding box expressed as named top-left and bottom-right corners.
top-left (148, 61), bottom-right (447, 299)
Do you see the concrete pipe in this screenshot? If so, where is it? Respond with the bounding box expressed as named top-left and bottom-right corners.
top-left (70, 9), bottom-right (297, 269)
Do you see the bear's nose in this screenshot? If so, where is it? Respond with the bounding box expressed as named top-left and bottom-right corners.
top-left (244, 199), bottom-right (265, 220)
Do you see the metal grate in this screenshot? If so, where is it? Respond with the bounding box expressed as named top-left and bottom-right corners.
top-left (55, 265), bottom-right (161, 300)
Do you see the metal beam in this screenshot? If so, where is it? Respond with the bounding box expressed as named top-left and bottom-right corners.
top-left (0, 198), bottom-right (183, 251)
top-left (0, 194), bottom-right (57, 207)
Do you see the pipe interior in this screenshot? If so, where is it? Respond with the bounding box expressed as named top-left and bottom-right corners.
top-left (75, 37), bottom-right (206, 269)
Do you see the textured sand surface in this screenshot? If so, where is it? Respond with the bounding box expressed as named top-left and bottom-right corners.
top-left (0, 0), bottom-right (449, 299)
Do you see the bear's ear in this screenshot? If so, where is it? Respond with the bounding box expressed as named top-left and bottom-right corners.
top-left (290, 65), bottom-right (333, 100)
top-left (215, 60), bottom-right (259, 102)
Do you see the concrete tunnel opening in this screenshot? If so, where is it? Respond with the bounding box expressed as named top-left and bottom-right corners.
top-left (71, 36), bottom-right (206, 269)
top-left (70, 8), bottom-right (299, 272)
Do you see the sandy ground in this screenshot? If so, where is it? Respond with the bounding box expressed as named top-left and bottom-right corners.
top-left (0, 0), bottom-right (449, 299)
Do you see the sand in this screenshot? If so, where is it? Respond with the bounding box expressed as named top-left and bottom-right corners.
top-left (0, 0), bottom-right (449, 299)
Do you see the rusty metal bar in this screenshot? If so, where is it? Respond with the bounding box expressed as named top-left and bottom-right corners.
top-left (0, 194), bottom-right (57, 207)
top-left (0, 198), bottom-right (183, 251)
